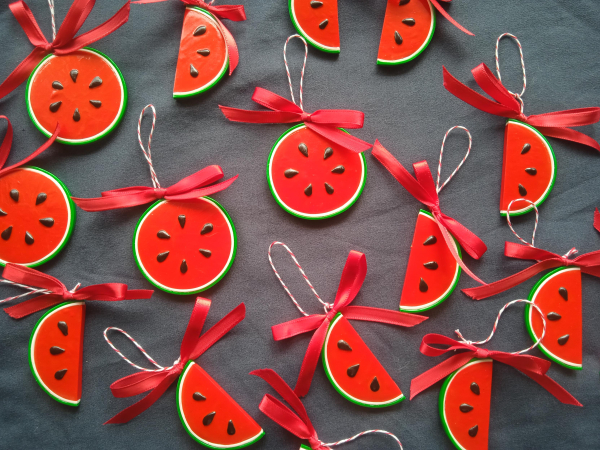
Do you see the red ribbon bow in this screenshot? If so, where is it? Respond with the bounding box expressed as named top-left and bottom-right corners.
top-left (2, 264), bottom-right (153, 319)
top-left (462, 242), bottom-right (600, 300)
top-left (443, 64), bottom-right (600, 151)
top-left (0, 0), bottom-right (130, 100)
top-left (429, 0), bottom-right (473, 36)
top-left (272, 250), bottom-right (428, 397)
top-left (132, 0), bottom-right (245, 74)
top-left (251, 368), bottom-right (330, 450)
top-left (594, 208), bottom-right (600, 233)
top-left (410, 334), bottom-right (582, 406)
top-left (71, 165), bottom-right (237, 211)
top-left (219, 87), bottom-right (372, 153)
top-left (372, 139), bottom-right (487, 284)
top-left (105, 298), bottom-right (246, 424)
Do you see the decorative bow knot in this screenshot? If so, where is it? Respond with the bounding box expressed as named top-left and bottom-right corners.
top-left (105, 298), bottom-right (246, 424)
top-left (72, 165), bottom-right (237, 211)
top-left (443, 64), bottom-right (600, 151)
top-left (271, 250), bottom-right (428, 397)
top-left (410, 334), bottom-right (582, 406)
top-left (0, 0), bottom-right (131, 100)
top-left (1, 264), bottom-right (153, 319)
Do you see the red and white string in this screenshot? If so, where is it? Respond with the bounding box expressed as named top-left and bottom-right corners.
top-left (455, 298), bottom-right (546, 355)
top-left (506, 198), bottom-right (539, 247)
top-left (0, 280), bottom-right (80, 305)
top-left (495, 33), bottom-right (526, 113)
top-left (137, 104), bottom-right (161, 189)
top-left (48, 0), bottom-right (56, 40)
top-left (320, 429), bottom-right (403, 450)
top-left (436, 126), bottom-right (472, 194)
top-left (283, 34), bottom-right (308, 111)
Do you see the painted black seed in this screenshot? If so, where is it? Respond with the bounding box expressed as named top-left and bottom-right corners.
top-left (284, 169), bottom-right (299, 178)
top-left (331, 165), bottom-right (345, 174)
top-left (471, 382), bottom-right (480, 395)
top-left (525, 167), bottom-right (537, 175)
top-left (337, 340), bottom-right (352, 351)
top-left (90, 100), bottom-right (102, 108)
top-left (324, 147), bottom-right (333, 159)
top-left (547, 312), bottom-right (561, 321)
top-left (319, 19), bottom-right (329, 29)
top-left (304, 184), bottom-right (312, 196)
top-left (423, 261), bottom-right (438, 270)
top-left (190, 64), bottom-right (199, 78)
top-left (558, 287), bottom-right (568, 301)
top-left (460, 404), bottom-right (473, 413)
top-left (180, 260), bottom-right (188, 274)
top-left (199, 249), bottom-right (212, 258)
top-left (10, 189), bottom-right (19, 202)
top-left (419, 278), bottom-right (428, 292)
top-left (193, 392), bottom-right (206, 401)
top-left (0, 208), bottom-right (6, 216)
top-left (157, 230), bottom-right (170, 239)
top-left (52, 81), bottom-right (64, 90)
top-left (370, 377), bottom-right (380, 392)
top-left (49, 101), bottom-right (62, 112)
top-left (227, 420), bottom-right (236, 436)
top-left (518, 184), bottom-right (527, 196)
top-left (36, 192), bottom-right (47, 205)
top-left (50, 346), bottom-right (65, 355)
top-left (394, 31), bottom-right (403, 45)
top-left (402, 18), bottom-right (416, 26)
top-left (89, 77), bottom-right (103, 88)
top-left (557, 334), bottom-right (570, 346)
top-left (399, 0), bottom-right (410, 4)
top-left (197, 49), bottom-right (211, 56)
top-left (25, 232), bottom-right (34, 245)
top-left (347, 364), bottom-right (360, 378)
top-left (521, 143), bottom-right (531, 154)
top-left (423, 235), bottom-right (437, 246)
top-left (201, 223), bottom-right (213, 235)
top-left (70, 69), bottom-right (78, 82)
top-left (469, 425), bottom-right (479, 437)
top-left (39, 218), bottom-right (54, 227)
top-left (55, 369), bottom-right (68, 380)
top-left (193, 25), bottom-right (207, 36)
top-left (73, 108), bottom-right (81, 122)
top-left (58, 321), bottom-right (68, 336)
top-left (203, 412), bottom-right (216, 426)
top-left (310, 0), bottom-right (323, 7)
top-left (157, 251), bottom-right (169, 262)
top-left (324, 183), bottom-right (334, 194)
top-left (1, 226), bottom-right (12, 240)
top-left (178, 215), bottom-right (186, 228)
top-left (298, 143), bottom-right (309, 157)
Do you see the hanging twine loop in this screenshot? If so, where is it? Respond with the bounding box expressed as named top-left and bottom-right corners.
top-left (319, 429), bottom-right (403, 449)
top-left (495, 33), bottom-right (526, 114)
top-left (436, 125), bottom-right (473, 194)
top-left (506, 198), bottom-right (539, 247)
top-left (137, 104), bottom-right (161, 189)
top-left (48, 0), bottom-right (57, 40)
top-left (283, 34), bottom-right (308, 112)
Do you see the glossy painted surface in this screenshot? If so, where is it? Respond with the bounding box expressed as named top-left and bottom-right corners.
top-left (289, 0), bottom-right (340, 52)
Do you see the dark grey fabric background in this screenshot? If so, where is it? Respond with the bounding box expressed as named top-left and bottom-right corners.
top-left (1, 0), bottom-right (600, 448)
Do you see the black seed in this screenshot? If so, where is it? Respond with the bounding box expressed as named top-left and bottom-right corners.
top-left (55, 369), bottom-right (68, 380)
top-left (402, 18), bottom-right (416, 26)
top-left (178, 215), bottom-right (186, 228)
top-left (469, 425), bottom-right (478, 437)
top-left (470, 382), bottom-right (480, 395)
top-left (89, 76), bottom-right (103, 88)
top-left (58, 321), bottom-right (68, 336)
top-left (399, 0), bottom-right (410, 4)
top-left (547, 312), bottom-right (561, 321)
top-left (460, 404), bottom-right (474, 413)
top-left (201, 223), bottom-right (213, 235)
top-left (49, 101), bottom-right (62, 112)
top-left (298, 143), bottom-right (309, 157)
top-left (284, 169), bottom-right (299, 178)
top-left (558, 334), bottom-right (570, 346)
top-left (331, 165), bottom-right (345, 174)
top-left (525, 167), bottom-right (537, 175)
top-left (227, 420), bottom-right (236, 436)
top-left (324, 183), bottom-right (334, 194)
top-left (337, 340), bottom-right (352, 351)
top-left (199, 249), bottom-right (212, 258)
top-left (50, 346), bottom-right (65, 355)
top-left (423, 235), bottom-right (437, 246)
top-left (193, 392), bottom-right (206, 401)
top-left (157, 251), bottom-right (169, 262)
top-left (324, 147), bottom-right (333, 159)
top-left (203, 412), bottom-right (216, 426)
top-left (310, 0), bottom-right (323, 7)
top-left (521, 143), bottom-right (531, 154)
top-left (39, 218), bottom-right (54, 227)
top-left (193, 25), bottom-right (207, 36)
top-left (190, 64), bottom-right (199, 78)
top-left (36, 192), bottom-right (47, 205)
top-left (347, 364), bottom-right (360, 378)
top-left (73, 108), bottom-right (81, 122)
top-left (25, 232), bottom-right (34, 245)
top-left (90, 100), bottom-right (102, 108)
top-left (319, 19), bottom-right (328, 29)
top-left (423, 261), bottom-right (438, 270)
top-left (10, 190), bottom-right (19, 202)
top-left (370, 377), bottom-right (380, 392)
top-left (197, 49), bottom-right (211, 56)
top-left (180, 260), bottom-right (188, 274)
top-left (304, 184), bottom-right (312, 196)
top-left (70, 69), bottom-right (78, 82)
top-left (52, 81), bottom-right (63, 90)
top-left (1, 226), bottom-right (12, 240)
top-left (518, 184), bottom-right (527, 196)
top-left (394, 31), bottom-right (403, 45)
top-left (558, 287), bottom-right (568, 301)
top-left (0, 208), bottom-right (6, 216)
top-left (157, 230), bottom-right (170, 239)
top-left (419, 278), bottom-right (428, 292)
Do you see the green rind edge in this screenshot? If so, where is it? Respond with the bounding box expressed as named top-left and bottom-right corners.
top-left (321, 312), bottom-right (405, 408)
top-left (499, 119), bottom-right (557, 217)
top-left (132, 196), bottom-right (237, 295)
top-left (399, 209), bottom-right (462, 313)
top-left (300, 445), bottom-right (312, 450)
top-left (28, 301), bottom-right (81, 407)
top-left (173, 7), bottom-right (230, 98)
top-left (0, 166), bottom-right (76, 268)
top-left (266, 123), bottom-right (367, 220)
top-left (525, 266), bottom-right (582, 370)
top-left (376, 5), bottom-right (437, 65)
top-left (176, 361), bottom-right (265, 449)
top-left (25, 47), bottom-right (128, 146)
top-left (288, 0), bottom-right (340, 54)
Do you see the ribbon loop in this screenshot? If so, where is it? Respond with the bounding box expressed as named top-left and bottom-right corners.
top-left (429, 0), bottom-right (473, 36)
top-left (495, 33), bottom-right (527, 104)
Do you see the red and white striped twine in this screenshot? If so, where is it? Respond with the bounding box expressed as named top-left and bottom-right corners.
top-left (320, 429), bottom-right (403, 450)
top-left (495, 33), bottom-right (526, 113)
top-left (283, 35), bottom-right (308, 111)
top-left (506, 198), bottom-right (539, 247)
top-left (104, 327), bottom-right (180, 372)
top-left (268, 241), bottom-right (332, 316)
top-left (0, 280), bottom-right (80, 305)
top-left (48, 0), bottom-right (56, 40)
top-left (137, 104), bottom-right (161, 189)
top-left (436, 126), bottom-right (472, 194)
top-left (455, 298), bottom-right (546, 355)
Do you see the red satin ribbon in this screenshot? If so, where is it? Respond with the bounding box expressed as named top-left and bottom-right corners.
top-left (272, 250), bottom-right (428, 397)
top-left (429, 0), bottom-right (473, 36)
top-left (372, 139), bottom-right (487, 284)
top-left (71, 165), bottom-right (237, 211)
top-left (105, 298), bottom-right (245, 424)
top-left (410, 334), bottom-right (581, 406)
top-left (252, 368), bottom-right (329, 450)
top-left (132, 0), bottom-right (245, 74)
top-left (594, 208), bottom-right (600, 233)
top-left (2, 264), bottom-right (153, 319)
top-left (462, 242), bottom-right (600, 300)
top-left (443, 64), bottom-right (600, 151)
top-left (0, 0), bottom-right (130, 100)
top-left (219, 87), bottom-right (372, 153)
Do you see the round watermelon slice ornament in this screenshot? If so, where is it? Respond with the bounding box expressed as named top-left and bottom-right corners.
top-left (525, 267), bottom-right (582, 370)
top-left (289, 0), bottom-right (340, 53)
top-left (177, 361), bottom-right (265, 449)
top-left (26, 48), bottom-right (127, 145)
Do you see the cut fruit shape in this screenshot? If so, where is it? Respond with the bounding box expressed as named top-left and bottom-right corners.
top-left (134, 197), bottom-right (236, 295)
top-left (440, 359), bottom-right (493, 450)
top-left (322, 313), bottom-right (404, 408)
top-left (377, 0), bottom-right (436, 65)
top-left (526, 267), bottom-right (582, 370)
top-left (500, 120), bottom-right (556, 216)
top-left (173, 7), bottom-right (230, 98)
top-left (0, 167), bottom-right (76, 267)
top-left (29, 302), bottom-right (86, 406)
top-left (399, 210), bottom-right (461, 312)
top-left (26, 47), bottom-right (127, 145)
top-left (289, 0), bottom-right (340, 53)
top-left (176, 361), bottom-right (265, 448)
top-left (267, 124), bottom-right (367, 220)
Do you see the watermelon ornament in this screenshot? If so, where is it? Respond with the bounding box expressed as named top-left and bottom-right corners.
top-left (289, 0), bottom-right (340, 53)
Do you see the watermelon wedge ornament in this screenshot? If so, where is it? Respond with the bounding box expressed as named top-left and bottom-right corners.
top-left (105, 298), bottom-right (265, 449)
top-left (72, 105), bottom-right (238, 295)
top-left (268, 241), bottom-right (428, 404)
top-left (220, 35), bottom-right (371, 220)
top-left (372, 127), bottom-right (488, 313)
top-left (444, 33), bottom-right (600, 216)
